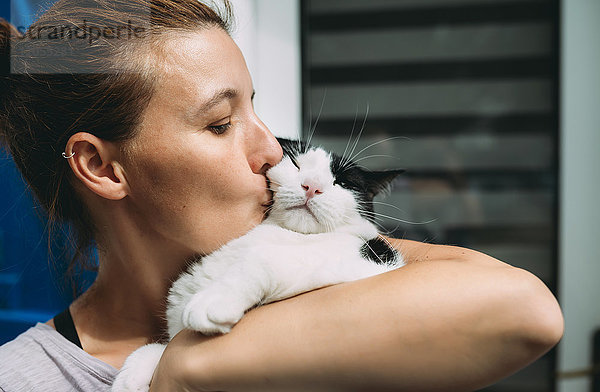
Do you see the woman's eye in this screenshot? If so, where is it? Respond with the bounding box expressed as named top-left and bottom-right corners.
top-left (208, 119), bottom-right (232, 134)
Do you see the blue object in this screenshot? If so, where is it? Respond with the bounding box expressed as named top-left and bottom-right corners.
top-left (0, 0), bottom-right (92, 345)
top-left (0, 1), bottom-right (9, 21)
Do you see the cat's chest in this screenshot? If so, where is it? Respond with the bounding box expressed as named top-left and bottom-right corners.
top-left (234, 224), bottom-right (366, 257)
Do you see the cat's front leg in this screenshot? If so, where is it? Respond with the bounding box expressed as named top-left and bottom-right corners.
top-left (182, 288), bottom-right (248, 334)
top-left (182, 266), bottom-right (266, 335)
top-left (111, 343), bottom-right (166, 392)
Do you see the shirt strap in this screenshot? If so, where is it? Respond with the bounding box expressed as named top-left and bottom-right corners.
top-left (53, 307), bottom-right (83, 350)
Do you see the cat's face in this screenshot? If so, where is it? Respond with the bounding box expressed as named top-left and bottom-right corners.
top-left (265, 140), bottom-right (403, 234)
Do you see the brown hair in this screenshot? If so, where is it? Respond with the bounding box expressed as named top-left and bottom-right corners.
top-left (0, 0), bottom-right (232, 293)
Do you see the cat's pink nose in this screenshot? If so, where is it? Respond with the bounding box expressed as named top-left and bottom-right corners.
top-left (302, 182), bottom-right (323, 200)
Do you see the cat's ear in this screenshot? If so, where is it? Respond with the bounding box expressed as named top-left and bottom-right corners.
top-left (365, 169), bottom-right (405, 198)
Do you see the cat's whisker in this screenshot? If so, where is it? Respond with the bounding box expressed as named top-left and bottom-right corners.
top-left (367, 219), bottom-right (395, 235)
top-left (348, 136), bottom-right (412, 164)
top-left (346, 103), bottom-right (369, 166)
top-left (336, 156), bottom-right (371, 175)
top-left (370, 201), bottom-right (411, 215)
top-left (304, 96), bottom-right (313, 151)
top-left (306, 90), bottom-right (327, 153)
top-left (352, 163), bottom-right (371, 171)
top-left (339, 158), bottom-right (356, 174)
top-left (341, 103), bottom-right (361, 167)
top-left (351, 154), bottom-right (401, 165)
top-left (367, 218), bottom-right (400, 233)
top-left (356, 208), bottom-right (437, 226)
top-left (338, 105), bottom-right (368, 171)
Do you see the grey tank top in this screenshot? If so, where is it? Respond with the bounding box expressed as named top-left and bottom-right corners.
top-left (0, 323), bottom-right (117, 391)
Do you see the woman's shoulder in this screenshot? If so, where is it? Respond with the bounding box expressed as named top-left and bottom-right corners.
top-left (0, 323), bottom-right (117, 391)
top-left (0, 323), bottom-right (55, 364)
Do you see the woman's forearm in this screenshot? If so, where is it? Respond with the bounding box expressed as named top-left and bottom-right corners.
top-left (152, 243), bottom-right (563, 392)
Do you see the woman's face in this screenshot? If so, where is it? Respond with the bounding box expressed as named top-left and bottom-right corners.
top-left (123, 27), bottom-right (282, 256)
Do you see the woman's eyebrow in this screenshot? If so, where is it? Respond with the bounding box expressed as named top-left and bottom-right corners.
top-left (202, 88), bottom-right (239, 110)
top-left (187, 88), bottom-right (240, 121)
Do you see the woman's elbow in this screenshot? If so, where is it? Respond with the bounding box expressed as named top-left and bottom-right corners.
top-left (509, 268), bottom-right (564, 356)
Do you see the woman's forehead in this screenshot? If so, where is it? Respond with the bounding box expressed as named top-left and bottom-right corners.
top-left (147, 28), bottom-right (251, 112)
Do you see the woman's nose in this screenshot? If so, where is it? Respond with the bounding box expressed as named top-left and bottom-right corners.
top-left (247, 116), bottom-right (283, 175)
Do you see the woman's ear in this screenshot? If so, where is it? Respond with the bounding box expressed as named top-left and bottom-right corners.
top-left (64, 132), bottom-right (130, 200)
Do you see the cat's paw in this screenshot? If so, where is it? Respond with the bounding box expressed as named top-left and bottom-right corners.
top-left (111, 343), bottom-right (166, 392)
top-left (182, 290), bottom-right (249, 335)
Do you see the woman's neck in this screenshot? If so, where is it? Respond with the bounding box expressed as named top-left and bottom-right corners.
top-left (65, 231), bottom-right (194, 368)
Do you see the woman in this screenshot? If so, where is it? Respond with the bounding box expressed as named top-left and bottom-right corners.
top-left (0, 1), bottom-right (563, 391)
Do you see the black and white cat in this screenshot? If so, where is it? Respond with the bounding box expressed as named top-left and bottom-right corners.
top-left (111, 138), bottom-right (405, 391)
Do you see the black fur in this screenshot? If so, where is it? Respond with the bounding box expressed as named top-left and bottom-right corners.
top-left (360, 237), bottom-right (399, 266)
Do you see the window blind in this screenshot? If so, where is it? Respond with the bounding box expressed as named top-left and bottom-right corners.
top-left (301, 1), bottom-right (559, 390)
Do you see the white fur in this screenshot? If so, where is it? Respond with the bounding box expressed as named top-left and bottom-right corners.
top-left (111, 146), bottom-right (404, 391)
top-left (267, 149), bottom-right (362, 234)
top-left (111, 344), bottom-right (166, 392)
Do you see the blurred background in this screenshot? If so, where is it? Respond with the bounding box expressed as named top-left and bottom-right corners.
top-left (1, 0), bottom-right (598, 391)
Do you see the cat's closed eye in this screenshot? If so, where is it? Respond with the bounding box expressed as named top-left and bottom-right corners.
top-left (333, 178), bottom-right (345, 187)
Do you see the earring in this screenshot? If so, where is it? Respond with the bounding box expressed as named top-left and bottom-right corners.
top-left (62, 151), bottom-right (75, 159)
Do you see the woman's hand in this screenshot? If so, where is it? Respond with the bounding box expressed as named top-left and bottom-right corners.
top-left (150, 239), bottom-right (563, 392)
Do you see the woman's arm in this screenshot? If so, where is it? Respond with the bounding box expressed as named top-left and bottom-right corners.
top-left (151, 240), bottom-right (563, 392)
top-left (384, 236), bottom-right (511, 267)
